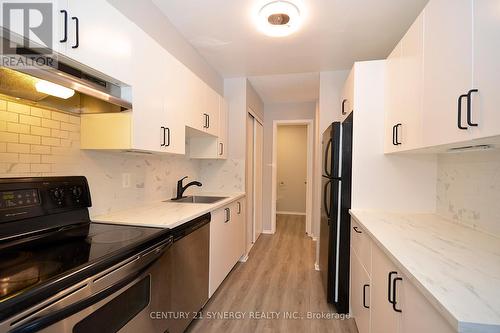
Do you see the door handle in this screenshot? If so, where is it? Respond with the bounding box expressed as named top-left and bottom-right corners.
top-left (160, 126), bottom-right (166, 146)
top-left (203, 114), bottom-right (208, 128)
top-left (395, 123), bottom-right (402, 145)
top-left (224, 208), bottom-right (231, 223)
top-left (71, 16), bottom-right (79, 48)
top-left (342, 99), bottom-right (348, 115)
top-left (466, 89), bottom-right (479, 127)
top-left (388, 271), bottom-right (397, 304)
top-left (352, 226), bottom-right (362, 234)
top-left (392, 125), bottom-right (397, 146)
top-left (363, 284), bottom-right (370, 309)
top-left (219, 142), bottom-right (224, 156)
top-left (392, 277), bottom-right (403, 313)
top-left (165, 127), bottom-right (171, 147)
top-left (237, 202), bottom-right (241, 214)
top-left (457, 94), bottom-right (468, 130)
top-left (207, 114), bottom-right (210, 129)
top-left (60, 10), bottom-right (68, 42)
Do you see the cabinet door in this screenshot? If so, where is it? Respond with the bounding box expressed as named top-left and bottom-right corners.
top-left (370, 245), bottom-right (401, 333)
top-left (217, 97), bottom-right (228, 159)
top-left (63, 0), bottom-right (135, 84)
top-left (385, 41), bottom-right (403, 153)
top-left (471, 0), bottom-right (500, 139)
top-left (234, 199), bottom-right (246, 260)
top-left (204, 87), bottom-right (220, 137)
top-left (350, 252), bottom-right (371, 333)
top-left (400, 275), bottom-right (455, 333)
top-left (340, 69), bottom-right (355, 122)
top-left (422, 0), bottom-right (474, 147)
top-left (130, 35), bottom-right (184, 154)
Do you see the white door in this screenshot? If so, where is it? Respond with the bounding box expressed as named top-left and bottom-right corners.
top-left (471, 0), bottom-right (500, 139)
top-left (385, 41), bottom-right (403, 153)
top-left (63, 0), bottom-right (135, 84)
top-left (217, 97), bottom-right (229, 159)
top-left (422, 0), bottom-right (474, 147)
top-left (253, 120), bottom-right (263, 242)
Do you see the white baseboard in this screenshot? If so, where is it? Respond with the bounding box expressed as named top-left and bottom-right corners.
top-left (239, 253), bottom-right (249, 262)
top-left (276, 211), bottom-right (306, 216)
top-left (262, 229), bottom-right (275, 234)
top-left (314, 262), bottom-right (320, 271)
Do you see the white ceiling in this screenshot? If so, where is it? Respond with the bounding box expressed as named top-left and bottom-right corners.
top-left (152, 0), bottom-right (428, 78)
top-left (248, 72), bottom-right (319, 104)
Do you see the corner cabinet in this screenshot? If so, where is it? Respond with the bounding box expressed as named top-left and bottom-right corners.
top-left (209, 198), bottom-right (245, 297)
top-left (350, 219), bottom-right (455, 333)
top-left (385, 0), bottom-right (500, 153)
top-left (340, 68), bottom-right (355, 122)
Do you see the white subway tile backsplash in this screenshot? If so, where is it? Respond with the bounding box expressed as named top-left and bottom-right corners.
top-left (7, 101), bottom-right (30, 114)
top-left (7, 122), bottom-right (29, 134)
top-left (41, 137), bottom-right (60, 146)
top-left (51, 111), bottom-right (70, 123)
top-left (41, 118), bottom-right (59, 129)
top-left (30, 145), bottom-right (51, 154)
top-left (31, 126), bottom-right (51, 136)
top-left (7, 143), bottom-right (30, 154)
top-left (0, 152), bottom-right (18, 163)
top-left (19, 134), bottom-right (41, 145)
top-left (0, 132), bottom-right (19, 143)
top-left (19, 114), bottom-right (41, 126)
top-left (0, 111), bottom-right (18, 123)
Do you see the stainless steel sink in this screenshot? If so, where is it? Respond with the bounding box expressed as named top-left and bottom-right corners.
top-left (167, 196), bottom-right (228, 204)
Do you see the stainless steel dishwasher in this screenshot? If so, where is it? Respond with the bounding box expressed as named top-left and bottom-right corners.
top-left (169, 213), bottom-right (210, 333)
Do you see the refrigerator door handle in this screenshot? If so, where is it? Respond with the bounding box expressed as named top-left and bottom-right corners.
top-left (324, 139), bottom-right (332, 176)
top-left (323, 179), bottom-right (332, 220)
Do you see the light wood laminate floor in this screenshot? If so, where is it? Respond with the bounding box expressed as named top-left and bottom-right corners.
top-left (187, 214), bottom-right (358, 333)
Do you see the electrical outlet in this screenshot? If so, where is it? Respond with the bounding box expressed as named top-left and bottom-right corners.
top-left (122, 173), bottom-right (131, 188)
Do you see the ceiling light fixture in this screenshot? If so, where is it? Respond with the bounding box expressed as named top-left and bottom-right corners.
top-left (35, 80), bottom-right (75, 99)
top-left (255, 0), bottom-right (303, 37)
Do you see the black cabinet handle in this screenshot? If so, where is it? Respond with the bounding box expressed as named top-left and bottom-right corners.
top-left (342, 99), bottom-right (348, 115)
top-left (363, 284), bottom-right (370, 309)
top-left (71, 16), bottom-right (79, 48)
top-left (392, 277), bottom-right (403, 313)
top-left (165, 127), bottom-right (170, 147)
top-left (224, 208), bottom-right (230, 223)
top-left (160, 126), bottom-right (166, 147)
top-left (395, 123), bottom-right (402, 145)
top-left (392, 125), bottom-right (397, 146)
top-left (388, 271), bottom-right (397, 303)
top-left (203, 114), bottom-right (208, 128)
top-left (207, 114), bottom-right (210, 129)
top-left (237, 202), bottom-right (241, 214)
top-left (458, 94), bottom-right (468, 130)
top-left (353, 226), bottom-right (362, 234)
top-left (467, 89), bottom-right (479, 127)
top-left (60, 10), bottom-right (68, 42)
top-left (219, 142), bottom-right (223, 156)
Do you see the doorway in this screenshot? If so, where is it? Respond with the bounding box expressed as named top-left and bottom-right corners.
top-left (271, 120), bottom-right (313, 236)
top-left (246, 110), bottom-right (263, 254)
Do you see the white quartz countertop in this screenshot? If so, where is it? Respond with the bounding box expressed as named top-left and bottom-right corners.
top-left (93, 192), bottom-right (245, 229)
top-left (350, 210), bottom-right (500, 333)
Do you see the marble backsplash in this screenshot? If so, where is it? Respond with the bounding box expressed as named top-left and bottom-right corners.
top-left (437, 149), bottom-right (500, 236)
top-left (199, 158), bottom-right (245, 192)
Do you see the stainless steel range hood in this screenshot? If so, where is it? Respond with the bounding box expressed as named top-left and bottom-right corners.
top-left (0, 37), bottom-right (132, 114)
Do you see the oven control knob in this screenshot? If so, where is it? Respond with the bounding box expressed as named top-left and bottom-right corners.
top-left (51, 188), bottom-right (64, 204)
top-left (71, 186), bottom-right (83, 198)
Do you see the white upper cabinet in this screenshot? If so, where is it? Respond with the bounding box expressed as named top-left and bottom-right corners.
top-left (340, 68), bottom-right (355, 122)
top-left (421, 0), bottom-right (474, 147)
top-left (385, 12), bottom-right (424, 153)
top-left (471, 0), bottom-right (500, 140)
top-left (57, 0), bottom-right (135, 84)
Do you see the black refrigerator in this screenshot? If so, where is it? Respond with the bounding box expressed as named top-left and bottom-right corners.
top-left (319, 113), bottom-right (353, 314)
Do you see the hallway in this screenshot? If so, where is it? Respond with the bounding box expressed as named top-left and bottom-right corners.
top-left (187, 214), bottom-right (358, 333)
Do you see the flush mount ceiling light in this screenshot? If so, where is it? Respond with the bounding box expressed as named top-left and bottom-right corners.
top-left (255, 0), bottom-right (303, 37)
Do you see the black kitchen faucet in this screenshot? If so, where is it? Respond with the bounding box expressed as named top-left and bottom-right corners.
top-left (173, 176), bottom-right (202, 200)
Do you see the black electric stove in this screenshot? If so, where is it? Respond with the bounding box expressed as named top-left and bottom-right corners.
top-left (0, 177), bottom-right (172, 324)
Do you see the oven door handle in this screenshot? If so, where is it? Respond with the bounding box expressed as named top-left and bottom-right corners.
top-left (10, 269), bottom-right (143, 333)
top-left (10, 237), bottom-right (173, 333)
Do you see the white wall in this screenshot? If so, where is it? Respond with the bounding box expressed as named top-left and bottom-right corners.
top-left (262, 102), bottom-right (316, 231)
top-left (107, 0), bottom-right (223, 95)
top-left (437, 149), bottom-right (500, 236)
top-left (277, 125), bottom-right (308, 214)
top-left (319, 70), bottom-right (350, 133)
top-left (246, 80), bottom-right (264, 121)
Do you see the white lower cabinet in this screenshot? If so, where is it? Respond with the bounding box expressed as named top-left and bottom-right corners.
top-left (209, 198), bottom-right (245, 297)
top-left (351, 219), bottom-right (456, 333)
